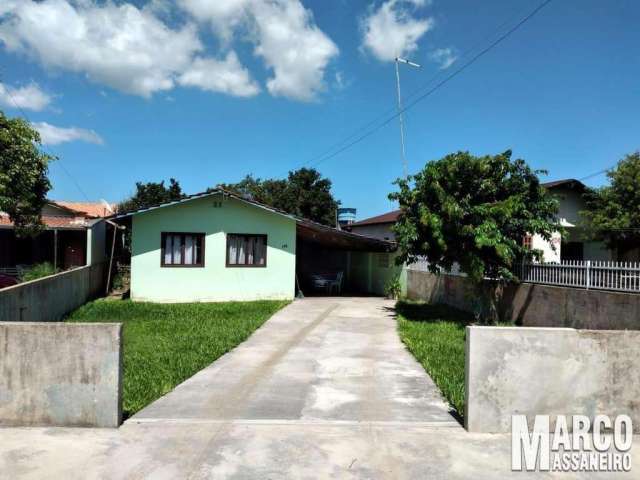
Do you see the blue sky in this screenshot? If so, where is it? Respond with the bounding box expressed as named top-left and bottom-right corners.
top-left (1, 0), bottom-right (638, 220)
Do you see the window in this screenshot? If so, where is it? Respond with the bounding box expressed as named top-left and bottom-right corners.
top-left (523, 234), bottom-right (533, 250)
top-left (377, 253), bottom-right (390, 268)
top-left (226, 234), bottom-right (267, 267)
top-left (161, 233), bottom-right (204, 267)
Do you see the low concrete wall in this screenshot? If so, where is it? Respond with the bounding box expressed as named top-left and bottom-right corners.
top-left (0, 322), bottom-right (122, 427)
top-left (0, 263), bottom-right (105, 322)
top-left (465, 326), bottom-right (640, 433)
top-left (406, 269), bottom-right (640, 329)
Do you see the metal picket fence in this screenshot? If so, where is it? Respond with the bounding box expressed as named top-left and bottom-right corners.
top-left (408, 258), bottom-right (640, 293)
top-left (515, 260), bottom-right (640, 293)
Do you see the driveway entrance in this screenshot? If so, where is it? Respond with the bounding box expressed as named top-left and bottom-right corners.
top-left (131, 297), bottom-right (457, 424)
top-left (7, 298), bottom-right (628, 478)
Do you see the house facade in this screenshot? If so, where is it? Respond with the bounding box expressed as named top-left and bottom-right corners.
top-left (127, 192), bottom-right (297, 302)
top-left (0, 201), bottom-right (109, 277)
top-left (528, 180), bottom-right (612, 262)
top-left (115, 190), bottom-right (399, 303)
top-left (348, 210), bottom-right (400, 241)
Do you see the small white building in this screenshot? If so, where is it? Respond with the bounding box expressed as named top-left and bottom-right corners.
top-left (529, 179), bottom-right (611, 262)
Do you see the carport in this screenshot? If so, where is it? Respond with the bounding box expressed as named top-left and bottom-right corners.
top-left (295, 219), bottom-right (398, 296)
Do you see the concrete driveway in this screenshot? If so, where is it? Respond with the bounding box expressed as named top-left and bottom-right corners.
top-left (131, 297), bottom-right (456, 425)
top-left (1, 297), bottom-right (638, 479)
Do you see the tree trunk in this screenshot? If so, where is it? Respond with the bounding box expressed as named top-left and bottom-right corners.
top-left (472, 281), bottom-right (500, 324)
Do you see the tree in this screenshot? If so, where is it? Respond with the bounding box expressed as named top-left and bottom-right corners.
top-left (0, 111), bottom-right (55, 236)
top-left (118, 178), bottom-right (185, 213)
top-left (582, 152), bottom-right (640, 258)
top-left (389, 150), bottom-right (559, 322)
top-left (219, 168), bottom-right (340, 226)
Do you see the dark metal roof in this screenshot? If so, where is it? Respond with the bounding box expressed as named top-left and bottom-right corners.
top-left (350, 209), bottom-right (401, 227)
top-left (297, 219), bottom-right (394, 252)
top-left (541, 179), bottom-right (587, 192)
top-left (112, 188), bottom-right (395, 252)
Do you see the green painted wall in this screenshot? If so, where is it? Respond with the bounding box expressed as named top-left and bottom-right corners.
top-left (130, 196), bottom-right (296, 302)
top-left (346, 251), bottom-right (406, 296)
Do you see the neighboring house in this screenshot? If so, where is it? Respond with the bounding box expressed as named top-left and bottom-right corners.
top-left (350, 179), bottom-right (615, 262)
top-left (528, 179), bottom-right (611, 262)
top-left (349, 210), bottom-right (400, 241)
top-left (0, 201), bottom-right (109, 277)
top-left (113, 189), bottom-right (398, 303)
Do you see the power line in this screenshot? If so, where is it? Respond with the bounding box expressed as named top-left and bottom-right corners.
top-left (298, 0), bottom-right (554, 171)
top-left (0, 75), bottom-right (91, 202)
top-left (578, 167), bottom-right (613, 182)
top-left (296, 2), bottom-right (548, 174)
top-left (304, 0), bottom-right (552, 172)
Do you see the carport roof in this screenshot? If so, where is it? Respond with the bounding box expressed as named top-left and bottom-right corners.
top-left (297, 219), bottom-right (394, 252)
top-left (112, 188), bottom-right (395, 253)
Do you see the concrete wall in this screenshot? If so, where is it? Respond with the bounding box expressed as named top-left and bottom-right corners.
top-left (465, 326), bottom-right (640, 433)
top-left (349, 223), bottom-right (395, 241)
top-left (531, 231), bottom-right (561, 263)
top-left (0, 263), bottom-right (106, 322)
top-left (407, 270), bottom-right (640, 330)
top-left (552, 187), bottom-right (585, 227)
top-left (504, 281), bottom-right (640, 330)
top-left (87, 220), bottom-right (106, 266)
top-left (131, 195), bottom-right (296, 302)
top-left (0, 322), bottom-right (122, 427)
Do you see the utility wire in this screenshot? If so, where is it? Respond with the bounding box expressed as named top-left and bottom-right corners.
top-left (578, 167), bottom-right (614, 182)
top-left (298, 1), bottom-right (545, 172)
top-left (305, 0), bottom-right (554, 170)
top-left (0, 75), bottom-right (92, 202)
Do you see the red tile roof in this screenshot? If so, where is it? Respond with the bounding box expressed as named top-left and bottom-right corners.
top-left (53, 201), bottom-right (115, 218)
top-left (351, 210), bottom-right (401, 226)
top-left (0, 213), bottom-right (91, 229)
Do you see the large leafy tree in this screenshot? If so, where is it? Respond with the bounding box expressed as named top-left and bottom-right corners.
top-left (219, 168), bottom-right (340, 226)
top-left (118, 178), bottom-right (185, 213)
top-left (0, 111), bottom-right (55, 237)
top-left (582, 152), bottom-right (640, 257)
top-left (390, 150), bottom-right (559, 322)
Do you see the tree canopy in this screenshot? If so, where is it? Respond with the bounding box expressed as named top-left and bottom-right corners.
top-left (218, 168), bottom-right (340, 226)
top-left (582, 152), bottom-right (640, 256)
top-left (390, 150), bottom-right (559, 285)
top-left (0, 111), bottom-right (55, 237)
top-left (118, 178), bottom-right (185, 213)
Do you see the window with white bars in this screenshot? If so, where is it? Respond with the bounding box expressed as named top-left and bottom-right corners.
top-left (226, 234), bottom-right (267, 267)
top-left (161, 233), bottom-right (205, 267)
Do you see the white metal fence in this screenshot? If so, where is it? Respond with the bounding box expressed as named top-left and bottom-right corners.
top-left (408, 258), bottom-right (640, 293)
top-left (516, 260), bottom-right (640, 293)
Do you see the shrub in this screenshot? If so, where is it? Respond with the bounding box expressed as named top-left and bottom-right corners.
top-left (20, 262), bottom-right (58, 282)
top-left (384, 275), bottom-right (402, 299)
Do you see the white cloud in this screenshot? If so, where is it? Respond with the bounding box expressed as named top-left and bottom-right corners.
top-left (251, 0), bottom-right (338, 101)
top-left (361, 0), bottom-right (434, 62)
top-left (178, 52), bottom-right (260, 97)
top-left (32, 121), bottom-right (104, 146)
top-left (179, 0), bottom-right (339, 101)
top-left (0, 0), bottom-right (337, 102)
top-left (0, 0), bottom-right (202, 97)
top-left (0, 81), bottom-right (52, 111)
top-left (178, 0), bottom-right (250, 43)
top-left (429, 47), bottom-right (457, 70)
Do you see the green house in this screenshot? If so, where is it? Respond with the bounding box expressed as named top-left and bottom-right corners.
top-left (114, 190), bottom-right (402, 302)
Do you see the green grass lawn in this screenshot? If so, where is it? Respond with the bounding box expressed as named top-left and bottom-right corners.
top-left (67, 299), bottom-right (288, 417)
top-left (395, 301), bottom-right (473, 418)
